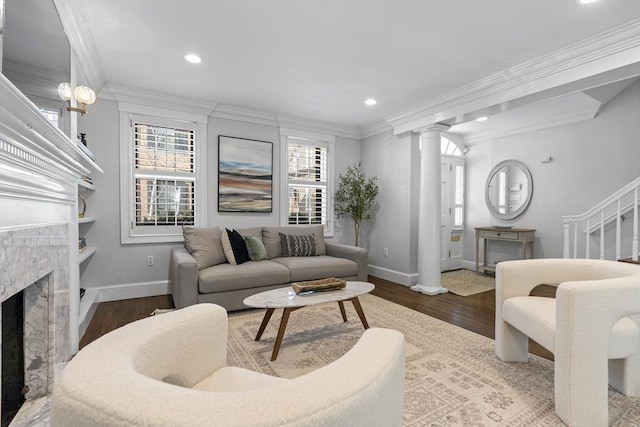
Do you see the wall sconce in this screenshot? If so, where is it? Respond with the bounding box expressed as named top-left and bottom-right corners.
top-left (57, 83), bottom-right (96, 115)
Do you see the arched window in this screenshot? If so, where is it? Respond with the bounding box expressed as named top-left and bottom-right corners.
top-left (441, 135), bottom-right (463, 156)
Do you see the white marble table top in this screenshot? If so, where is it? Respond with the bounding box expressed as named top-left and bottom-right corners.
top-left (243, 281), bottom-right (374, 309)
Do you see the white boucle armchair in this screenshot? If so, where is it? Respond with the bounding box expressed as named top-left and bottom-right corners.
top-left (495, 258), bottom-right (640, 427)
top-left (51, 303), bottom-right (405, 427)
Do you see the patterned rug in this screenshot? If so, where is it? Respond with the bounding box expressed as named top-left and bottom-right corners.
top-left (441, 269), bottom-right (495, 296)
top-left (227, 294), bottom-right (640, 426)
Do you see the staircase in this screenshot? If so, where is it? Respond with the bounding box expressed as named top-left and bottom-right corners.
top-left (562, 177), bottom-right (639, 262)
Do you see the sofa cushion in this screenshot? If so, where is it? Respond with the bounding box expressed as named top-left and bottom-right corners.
top-left (245, 236), bottom-right (268, 261)
top-left (221, 229), bottom-right (249, 265)
top-left (198, 261), bottom-right (291, 293)
top-left (280, 233), bottom-right (316, 257)
top-left (271, 256), bottom-right (357, 282)
top-left (237, 227), bottom-right (263, 239)
top-left (263, 225), bottom-right (326, 259)
top-left (182, 226), bottom-right (226, 270)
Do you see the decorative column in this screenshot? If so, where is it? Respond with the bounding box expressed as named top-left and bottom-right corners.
top-left (411, 124), bottom-right (450, 295)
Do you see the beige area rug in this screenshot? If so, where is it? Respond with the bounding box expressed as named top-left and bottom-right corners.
top-left (227, 294), bottom-right (640, 427)
top-left (442, 269), bottom-right (495, 296)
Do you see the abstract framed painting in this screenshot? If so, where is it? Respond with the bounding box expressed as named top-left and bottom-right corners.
top-left (218, 135), bottom-right (273, 212)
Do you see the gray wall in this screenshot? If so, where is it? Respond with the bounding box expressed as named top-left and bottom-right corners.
top-left (360, 81), bottom-right (639, 281)
top-left (78, 99), bottom-right (361, 290)
top-left (361, 131), bottom-right (420, 284)
top-left (464, 80), bottom-right (640, 263)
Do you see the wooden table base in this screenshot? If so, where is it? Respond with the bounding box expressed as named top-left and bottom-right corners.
top-left (254, 297), bottom-right (370, 361)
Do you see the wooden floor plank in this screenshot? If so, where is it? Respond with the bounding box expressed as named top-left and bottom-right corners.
top-left (80, 275), bottom-right (554, 360)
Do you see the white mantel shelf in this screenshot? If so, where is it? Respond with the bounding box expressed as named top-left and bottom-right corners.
top-left (0, 73), bottom-right (103, 175)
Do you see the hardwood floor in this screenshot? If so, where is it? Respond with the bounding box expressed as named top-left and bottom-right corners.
top-left (80, 275), bottom-right (555, 360)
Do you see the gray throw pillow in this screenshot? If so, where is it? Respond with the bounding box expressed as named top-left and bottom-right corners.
top-left (280, 233), bottom-right (317, 257)
top-left (182, 226), bottom-right (226, 270)
top-left (245, 236), bottom-right (267, 261)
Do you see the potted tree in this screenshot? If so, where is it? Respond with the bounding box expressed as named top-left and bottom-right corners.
top-left (335, 162), bottom-right (378, 247)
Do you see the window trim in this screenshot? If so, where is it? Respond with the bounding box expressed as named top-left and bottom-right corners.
top-left (280, 128), bottom-right (335, 237)
top-left (119, 104), bottom-right (207, 244)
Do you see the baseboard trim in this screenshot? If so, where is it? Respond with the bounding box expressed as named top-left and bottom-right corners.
top-left (461, 260), bottom-right (477, 271)
top-left (368, 265), bottom-right (417, 287)
top-left (97, 280), bottom-right (170, 302)
top-left (79, 280), bottom-right (170, 340)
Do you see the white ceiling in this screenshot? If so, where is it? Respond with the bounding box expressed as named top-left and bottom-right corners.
top-left (5, 0), bottom-right (640, 137)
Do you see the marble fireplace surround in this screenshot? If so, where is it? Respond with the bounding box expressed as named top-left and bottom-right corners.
top-left (0, 224), bottom-right (72, 423)
top-left (0, 73), bottom-right (101, 424)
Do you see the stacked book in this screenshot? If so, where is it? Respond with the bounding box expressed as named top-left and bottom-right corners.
top-left (79, 237), bottom-right (87, 253)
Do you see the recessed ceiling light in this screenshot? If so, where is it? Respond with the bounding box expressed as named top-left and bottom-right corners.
top-left (578, 0), bottom-right (598, 3)
top-left (475, 116), bottom-right (489, 122)
top-left (364, 98), bottom-right (377, 106)
top-left (184, 54), bottom-right (202, 64)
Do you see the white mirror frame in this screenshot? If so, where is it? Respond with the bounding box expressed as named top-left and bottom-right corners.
top-left (485, 159), bottom-right (533, 220)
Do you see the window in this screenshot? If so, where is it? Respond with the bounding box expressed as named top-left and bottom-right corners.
top-left (441, 136), bottom-right (462, 156)
top-left (281, 129), bottom-right (334, 236)
top-left (120, 108), bottom-right (206, 244)
top-left (441, 135), bottom-right (465, 230)
top-left (453, 164), bottom-right (465, 228)
top-left (134, 121), bottom-right (195, 227)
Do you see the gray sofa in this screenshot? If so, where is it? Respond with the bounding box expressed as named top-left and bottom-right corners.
top-left (170, 225), bottom-right (368, 311)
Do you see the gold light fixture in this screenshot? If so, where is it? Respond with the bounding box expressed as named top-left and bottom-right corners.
top-left (58, 83), bottom-right (96, 115)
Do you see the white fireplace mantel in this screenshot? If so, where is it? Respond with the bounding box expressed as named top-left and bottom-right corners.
top-left (0, 71), bottom-right (102, 422)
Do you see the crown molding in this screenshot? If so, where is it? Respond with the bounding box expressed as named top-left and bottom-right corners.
top-left (360, 120), bottom-right (393, 140)
top-left (53, 0), bottom-right (106, 91)
top-left (210, 104), bottom-right (278, 127)
top-left (387, 18), bottom-right (640, 134)
top-left (276, 113), bottom-right (361, 140)
top-left (462, 107), bottom-right (600, 146)
top-left (101, 83), bottom-right (363, 139)
top-left (101, 83), bottom-right (218, 118)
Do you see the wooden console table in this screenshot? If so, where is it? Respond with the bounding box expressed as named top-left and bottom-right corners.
top-left (475, 227), bottom-right (536, 273)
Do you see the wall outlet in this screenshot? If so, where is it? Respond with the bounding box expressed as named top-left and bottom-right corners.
top-left (383, 248), bottom-right (389, 257)
top-left (518, 248), bottom-right (524, 256)
top-left (147, 255), bottom-right (154, 266)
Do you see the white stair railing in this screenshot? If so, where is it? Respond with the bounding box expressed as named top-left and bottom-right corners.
top-left (562, 177), bottom-right (639, 261)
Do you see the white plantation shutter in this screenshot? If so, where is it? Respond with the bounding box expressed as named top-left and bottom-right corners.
top-left (281, 131), bottom-right (334, 235)
top-left (129, 116), bottom-right (197, 239)
top-left (287, 138), bottom-right (328, 227)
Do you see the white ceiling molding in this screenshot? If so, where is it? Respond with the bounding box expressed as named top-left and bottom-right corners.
top-left (101, 83), bottom-right (218, 118)
top-left (53, 0), bottom-right (106, 92)
top-left (210, 104), bottom-right (279, 127)
top-left (461, 108), bottom-right (600, 146)
top-left (387, 19), bottom-right (640, 135)
top-left (360, 120), bottom-right (393, 140)
top-left (276, 113), bottom-right (361, 141)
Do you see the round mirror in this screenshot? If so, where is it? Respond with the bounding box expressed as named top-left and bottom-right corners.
top-left (485, 159), bottom-right (533, 220)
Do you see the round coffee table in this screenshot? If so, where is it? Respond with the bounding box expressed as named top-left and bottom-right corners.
top-left (243, 281), bottom-right (374, 361)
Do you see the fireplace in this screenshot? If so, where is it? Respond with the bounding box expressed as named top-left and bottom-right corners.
top-left (1, 68), bottom-right (89, 425)
top-left (2, 290), bottom-right (24, 427)
top-left (0, 225), bottom-right (72, 425)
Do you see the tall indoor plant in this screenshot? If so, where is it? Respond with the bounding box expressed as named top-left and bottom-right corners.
top-left (335, 162), bottom-right (379, 247)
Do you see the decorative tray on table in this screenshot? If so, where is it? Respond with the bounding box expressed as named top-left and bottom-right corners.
top-left (292, 278), bottom-right (346, 295)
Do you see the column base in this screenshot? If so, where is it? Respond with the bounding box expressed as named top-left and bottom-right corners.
top-left (410, 284), bottom-right (449, 295)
